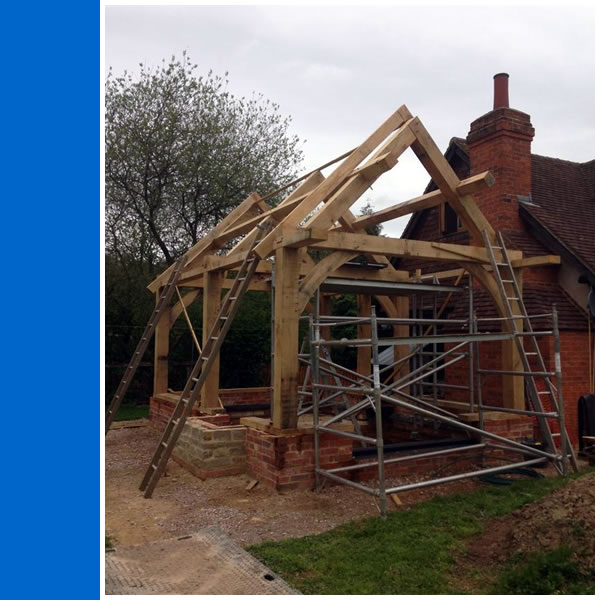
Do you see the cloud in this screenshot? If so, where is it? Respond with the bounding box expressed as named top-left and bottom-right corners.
top-left (105, 4), bottom-right (594, 236)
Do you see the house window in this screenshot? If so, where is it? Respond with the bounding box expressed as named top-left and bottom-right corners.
top-left (440, 203), bottom-right (462, 235)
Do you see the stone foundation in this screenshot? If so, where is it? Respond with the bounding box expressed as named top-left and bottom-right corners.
top-left (172, 417), bottom-right (247, 479)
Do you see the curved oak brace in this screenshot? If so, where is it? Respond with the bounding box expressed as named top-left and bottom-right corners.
top-left (297, 250), bottom-right (359, 315)
top-left (297, 250), bottom-right (400, 319)
top-left (461, 261), bottom-right (524, 410)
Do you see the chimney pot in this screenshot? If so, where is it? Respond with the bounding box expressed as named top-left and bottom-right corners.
top-left (493, 72), bottom-right (510, 109)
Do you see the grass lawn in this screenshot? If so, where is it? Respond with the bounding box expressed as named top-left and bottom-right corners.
top-left (248, 470), bottom-right (593, 595)
top-left (113, 404), bottom-right (149, 421)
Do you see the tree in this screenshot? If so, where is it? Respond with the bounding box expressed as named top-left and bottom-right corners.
top-left (358, 200), bottom-right (383, 236)
top-left (105, 54), bottom-right (304, 402)
top-left (105, 52), bottom-right (304, 267)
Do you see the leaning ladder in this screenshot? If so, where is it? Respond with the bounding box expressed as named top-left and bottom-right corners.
top-left (139, 224), bottom-right (272, 498)
top-left (483, 231), bottom-right (578, 474)
top-left (105, 255), bottom-right (188, 435)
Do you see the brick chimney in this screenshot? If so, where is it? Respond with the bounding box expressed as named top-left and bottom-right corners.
top-left (466, 73), bottom-right (535, 232)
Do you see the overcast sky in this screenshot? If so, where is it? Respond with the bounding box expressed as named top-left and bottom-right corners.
top-left (105, 4), bottom-right (594, 237)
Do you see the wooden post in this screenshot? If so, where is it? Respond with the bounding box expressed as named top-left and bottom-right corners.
top-left (502, 268), bottom-right (524, 409)
top-left (357, 295), bottom-right (372, 377)
top-left (201, 270), bottom-right (224, 411)
top-left (153, 289), bottom-right (170, 396)
top-left (272, 247), bottom-right (301, 430)
top-left (393, 296), bottom-right (410, 380)
top-left (319, 294), bottom-right (331, 340)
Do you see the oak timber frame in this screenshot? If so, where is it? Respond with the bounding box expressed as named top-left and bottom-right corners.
top-left (148, 105), bottom-right (560, 430)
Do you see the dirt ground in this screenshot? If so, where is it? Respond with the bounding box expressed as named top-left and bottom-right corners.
top-left (106, 422), bottom-right (493, 547)
top-left (461, 471), bottom-right (595, 571)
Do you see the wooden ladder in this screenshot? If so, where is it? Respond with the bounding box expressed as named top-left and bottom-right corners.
top-left (105, 255), bottom-right (187, 435)
top-left (483, 231), bottom-right (578, 474)
top-left (139, 223), bottom-right (272, 498)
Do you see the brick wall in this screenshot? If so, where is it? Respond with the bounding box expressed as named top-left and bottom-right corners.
top-left (546, 331), bottom-right (592, 448)
top-left (245, 426), bottom-right (354, 491)
top-left (149, 387), bottom-right (271, 428)
top-left (218, 387), bottom-right (271, 406)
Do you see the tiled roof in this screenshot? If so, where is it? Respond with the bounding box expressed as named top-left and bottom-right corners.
top-left (445, 282), bottom-right (589, 332)
top-left (431, 139), bottom-right (595, 271)
top-left (502, 229), bottom-right (548, 258)
top-left (524, 155), bottom-right (595, 270)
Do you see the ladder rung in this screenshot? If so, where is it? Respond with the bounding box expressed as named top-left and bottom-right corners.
top-left (220, 316), bottom-right (227, 320)
top-left (161, 441), bottom-right (168, 448)
top-left (538, 391), bottom-right (551, 395)
top-left (525, 352), bottom-right (537, 355)
top-left (551, 432), bottom-right (561, 437)
top-left (201, 357), bottom-right (209, 361)
top-left (191, 377), bottom-right (199, 383)
top-left (211, 336), bottom-right (218, 340)
top-left (497, 262), bottom-right (508, 266)
top-left (229, 296), bottom-right (237, 301)
top-left (238, 277), bottom-right (246, 282)
top-left (152, 464), bottom-right (158, 470)
top-left (501, 279), bottom-right (513, 283)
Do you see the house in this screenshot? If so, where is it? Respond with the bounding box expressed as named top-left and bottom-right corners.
top-left (395, 73), bottom-right (595, 446)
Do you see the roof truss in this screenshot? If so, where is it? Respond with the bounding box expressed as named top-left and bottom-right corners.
top-left (148, 105), bottom-right (559, 310)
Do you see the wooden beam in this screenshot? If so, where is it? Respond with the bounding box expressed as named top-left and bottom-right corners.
top-left (201, 271), bottom-right (223, 411)
top-left (308, 232), bottom-right (522, 264)
top-left (305, 120), bottom-right (416, 231)
top-left (254, 105), bottom-right (413, 259)
top-left (412, 255), bottom-right (560, 282)
top-left (218, 191), bottom-right (310, 242)
top-left (225, 171), bottom-right (326, 260)
top-left (271, 247), bottom-right (301, 430)
top-left (148, 191), bottom-right (263, 292)
top-left (408, 118), bottom-right (495, 245)
top-left (513, 255), bottom-right (561, 269)
top-left (153, 291), bottom-right (170, 395)
top-left (176, 275), bottom-right (271, 292)
top-left (272, 226), bottom-right (330, 250)
top-left (348, 170), bottom-right (495, 231)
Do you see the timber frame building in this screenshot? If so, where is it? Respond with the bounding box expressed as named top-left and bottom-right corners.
top-left (107, 74), bottom-right (592, 500)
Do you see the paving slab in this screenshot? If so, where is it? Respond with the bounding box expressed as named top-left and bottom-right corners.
top-left (105, 527), bottom-right (298, 595)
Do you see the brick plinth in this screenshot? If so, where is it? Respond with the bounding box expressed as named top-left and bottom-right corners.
top-left (149, 387), bottom-right (271, 429)
top-left (245, 426), bottom-right (354, 491)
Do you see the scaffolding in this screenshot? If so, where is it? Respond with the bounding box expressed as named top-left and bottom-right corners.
top-left (307, 281), bottom-right (576, 518)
